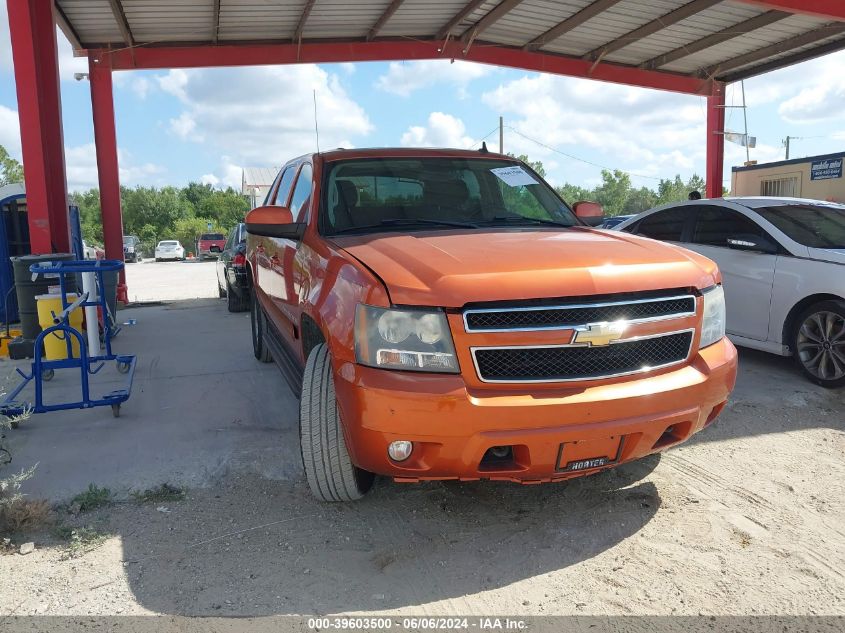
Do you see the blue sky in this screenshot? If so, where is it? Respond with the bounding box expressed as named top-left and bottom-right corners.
top-left (1, 3), bottom-right (843, 194)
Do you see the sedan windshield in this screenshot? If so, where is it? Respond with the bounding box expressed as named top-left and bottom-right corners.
top-left (756, 204), bottom-right (845, 249)
top-left (159, 241), bottom-right (178, 247)
top-left (321, 157), bottom-right (576, 235)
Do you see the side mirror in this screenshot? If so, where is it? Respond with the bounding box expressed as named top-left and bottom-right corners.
top-left (244, 205), bottom-right (305, 240)
top-left (726, 234), bottom-right (778, 254)
top-left (573, 201), bottom-right (605, 227)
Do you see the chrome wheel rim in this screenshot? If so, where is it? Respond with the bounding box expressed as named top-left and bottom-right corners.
top-left (797, 310), bottom-right (845, 381)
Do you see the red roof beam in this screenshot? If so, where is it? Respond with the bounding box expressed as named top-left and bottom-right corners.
top-left (736, 1), bottom-right (845, 21)
top-left (94, 39), bottom-right (713, 95)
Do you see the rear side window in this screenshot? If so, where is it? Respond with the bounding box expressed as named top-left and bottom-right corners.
top-left (289, 164), bottom-right (314, 222)
top-left (692, 207), bottom-right (766, 247)
top-left (634, 207), bottom-right (689, 241)
top-left (273, 166), bottom-right (297, 206)
top-left (200, 233), bottom-right (225, 241)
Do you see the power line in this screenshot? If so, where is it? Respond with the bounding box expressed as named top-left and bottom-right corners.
top-left (504, 126), bottom-right (664, 181)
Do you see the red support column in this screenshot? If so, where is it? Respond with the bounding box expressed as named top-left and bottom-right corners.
top-left (8, 0), bottom-right (70, 253)
top-left (706, 82), bottom-right (726, 199)
top-left (89, 56), bottom-right (128, 303)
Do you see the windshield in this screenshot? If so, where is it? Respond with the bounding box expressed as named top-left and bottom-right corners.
top-left (321, 157), bottom-right (576, 235)
top-left (200, 233), bottom-right (225, 240)
top-left (159, 241), bottom-right (178, 247)
top-left (122, 236), bottom-right (134, 245)
top-left (756, 204), bottom-right (845, 249)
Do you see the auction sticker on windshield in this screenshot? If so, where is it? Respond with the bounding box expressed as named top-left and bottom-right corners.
top-left (490, 165), bottom-right (539, 187)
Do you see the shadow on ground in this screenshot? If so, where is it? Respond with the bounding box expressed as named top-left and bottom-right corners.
top-left (110, 455), bottom-right (661, 615)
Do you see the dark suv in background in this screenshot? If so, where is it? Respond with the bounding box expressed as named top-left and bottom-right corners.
top-left (123, 235), bottom-right (143, 263)
top-left (216, 223), bottom-right (249, 312)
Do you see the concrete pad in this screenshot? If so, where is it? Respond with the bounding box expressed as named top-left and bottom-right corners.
top-left (124, 260), bottom-right (219, 303)
top-left (2, 298), bottom-right (300, 500)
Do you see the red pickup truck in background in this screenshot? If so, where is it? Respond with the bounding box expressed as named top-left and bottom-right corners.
top-left (196, 233), bottom-right (226, 260)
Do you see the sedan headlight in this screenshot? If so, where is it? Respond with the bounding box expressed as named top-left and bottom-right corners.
top-left (700, 285), bottom-right (726, 348)
top-left (355, 305), bottom-right (459, 373)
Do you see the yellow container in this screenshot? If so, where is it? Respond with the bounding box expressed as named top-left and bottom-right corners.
top-left (36, 294), bottom-right (82, 360)
top-left (0, 328), bottom-right (23, 358)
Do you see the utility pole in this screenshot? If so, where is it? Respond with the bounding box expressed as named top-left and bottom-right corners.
top-left (740, 81), bottom-right (750, 164)
top-left (499, 116), bottom-right (504, 154)
top-left (784, 136), bottom-right (791, 160)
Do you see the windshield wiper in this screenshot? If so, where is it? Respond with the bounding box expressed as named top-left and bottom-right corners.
top-left (481, 216), bottom-right (573, 228)
top-left (332, 218), bottom-right (480, 234)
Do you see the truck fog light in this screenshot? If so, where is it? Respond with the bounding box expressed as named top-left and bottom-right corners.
top-left (388, 440), bottom-right (413, 462)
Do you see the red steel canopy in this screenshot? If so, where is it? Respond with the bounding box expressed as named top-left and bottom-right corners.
top-left (9, 0), bottom-right (845, 299)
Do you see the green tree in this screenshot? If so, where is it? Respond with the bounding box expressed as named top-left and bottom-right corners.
top-left (0, 144), bottom-right (24, 187)
top-left (555, 183), bottom-right (592, 204)
top-left (173, 216), bottom-right (216, 253)
top-left (592, 169), bottom-right (632, 216)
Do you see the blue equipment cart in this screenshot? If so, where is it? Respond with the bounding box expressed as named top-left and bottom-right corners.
top-left (1, 259), bottom-right (136, 421)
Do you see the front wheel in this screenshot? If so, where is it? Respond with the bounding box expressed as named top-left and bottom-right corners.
top-left (300, 344), bottom-right (374, 502)
top-left (793, 300), bottom-right (845, 388)
top-left (250, 287), bottom-right (272, 363)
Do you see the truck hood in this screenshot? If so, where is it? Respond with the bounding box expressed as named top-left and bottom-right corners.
top-left (334, 228), bottom-right (719, 307)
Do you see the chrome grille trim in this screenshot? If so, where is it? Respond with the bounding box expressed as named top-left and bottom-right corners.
top-left (470, 329), bottom-right (695, 384)
top-left (463, 294), bottom-right (697, 333)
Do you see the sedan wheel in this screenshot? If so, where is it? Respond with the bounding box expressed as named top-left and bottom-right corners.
top-left (794, 301), bottom-right (845, 388)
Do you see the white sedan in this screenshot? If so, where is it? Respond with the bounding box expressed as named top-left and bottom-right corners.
top-left (154, 240), bottom-right (186, 262)
top-left (616, 197), bottom-right (845, 388)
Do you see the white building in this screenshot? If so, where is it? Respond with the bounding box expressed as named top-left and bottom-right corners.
top-left (241, 167), bottom-right (279, 208)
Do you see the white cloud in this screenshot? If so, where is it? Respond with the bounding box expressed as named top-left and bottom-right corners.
top-left (64, 143), bottom-right (165, 192)
top-left (169, 112), bottom-right (201, 141)
top-left (157, 65), bottom-right (372, 165)
top-left (0, 105), bottom-right (21, 157)
top-left (376, 60), bottom-right (492, 97)
top-left (131, 77), bottom-right (152, 99)
top-left (482, 74), bottom-right (707, 185)
top-left (401, 112), bottom-right (477, 149)
top-left (778, 77), bottom-right (845, 124)
top-left (200, 173), bottom-right (220, 186)
top-left (339, 63), bottom-right (356, 75)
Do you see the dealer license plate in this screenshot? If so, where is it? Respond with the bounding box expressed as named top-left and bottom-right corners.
top-left (557, 435), bottom-right (624, 472)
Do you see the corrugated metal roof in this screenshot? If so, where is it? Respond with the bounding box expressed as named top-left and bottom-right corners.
top-left (54, 0), bottom-right (845, 84)
top-left (242, 167), bottom-right (279, 194)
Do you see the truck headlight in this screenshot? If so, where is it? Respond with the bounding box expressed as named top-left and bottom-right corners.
top-left (700, 285), bottom-right (726, 348)
top-left (355, 305), bottom-right (459, 373)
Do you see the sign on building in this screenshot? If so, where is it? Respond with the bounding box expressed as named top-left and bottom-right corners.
top-left (810, 158), bottom-right (843, 181)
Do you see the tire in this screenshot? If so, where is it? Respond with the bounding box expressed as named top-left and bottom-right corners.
top-left (250, 286), bottom-right (272, 363)
top-left (155, 258), bottom-right (161, 262)
top-left (792, 299), bottom-right (845, 388)
top-left (227, 282), bottom-right (248, 313)
top-left (300, 343), bottom-right (374, 502)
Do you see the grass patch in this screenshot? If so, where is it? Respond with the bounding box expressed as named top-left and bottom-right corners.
top-left (131, 483), bottom-right (185, 504)
top-left (71, 484), bottom-right (112, 512)
top-left (59, 526), bottom-right (108, 559)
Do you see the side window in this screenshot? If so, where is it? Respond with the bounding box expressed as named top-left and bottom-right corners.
top-left (224, 227), bottom-right (236, 250)
top-left (273, 167), bottom-right (297, 206)
top-left (635, 207), bottom-right (689, 241)
top-left (288, 164), bottom-right (314, 222)
top-left (692, 207), bottom-right (765, 247)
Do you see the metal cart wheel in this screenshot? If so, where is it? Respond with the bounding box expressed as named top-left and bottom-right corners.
top-left (117, 361), bottom-right (131, 374)
top-left (111, 403), bottom-right (121, 418)
top-left (41, 368), bottom-right (55, 381)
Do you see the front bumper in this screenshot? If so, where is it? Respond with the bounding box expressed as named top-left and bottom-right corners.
top-left (333, 337), bottom-right (737, 482)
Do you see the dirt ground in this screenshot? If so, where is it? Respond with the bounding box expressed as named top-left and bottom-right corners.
top-left (1, 263), bottom-right (843, 618)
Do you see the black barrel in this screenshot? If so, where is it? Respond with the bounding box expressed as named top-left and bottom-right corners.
top-left (11, 253), bottom-right (77, 339)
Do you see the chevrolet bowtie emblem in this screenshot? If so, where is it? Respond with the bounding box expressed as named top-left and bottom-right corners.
top-left (573, 322), bottom-right (628, 347)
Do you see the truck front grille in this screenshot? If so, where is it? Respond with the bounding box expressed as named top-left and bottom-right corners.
top-left (464, 295), bottom-right (695, 332)
top-left (472, 331), bottom-right (694, 383)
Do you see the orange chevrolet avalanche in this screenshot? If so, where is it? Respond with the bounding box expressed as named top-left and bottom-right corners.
top-left (245, 148), bottom-right (737, 502)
